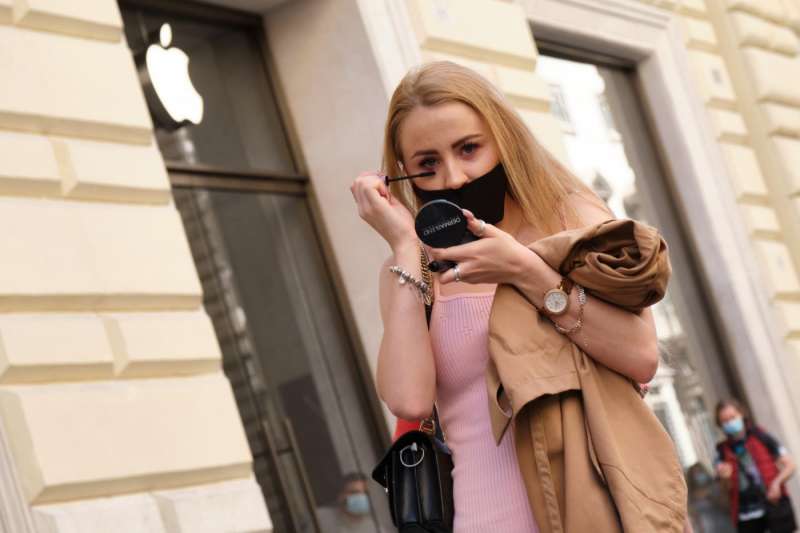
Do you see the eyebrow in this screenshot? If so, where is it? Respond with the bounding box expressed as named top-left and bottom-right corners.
top-left (411, 133), bottom-right (483, 159)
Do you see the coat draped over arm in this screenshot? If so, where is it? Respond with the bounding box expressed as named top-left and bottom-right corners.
top-left (487, 219), bottom-right (687, 533)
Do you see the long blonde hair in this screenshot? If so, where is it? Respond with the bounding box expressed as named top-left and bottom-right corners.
top-left (382, 61), bottom-right (600, 234)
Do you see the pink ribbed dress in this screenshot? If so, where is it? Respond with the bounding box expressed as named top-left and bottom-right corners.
top-left (430, 281), bottom-right (539, 533)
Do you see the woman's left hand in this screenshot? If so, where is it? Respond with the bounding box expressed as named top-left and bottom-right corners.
top-left (428, 209), bottom-right (536, 285)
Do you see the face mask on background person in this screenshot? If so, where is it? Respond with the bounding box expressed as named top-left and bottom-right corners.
top-left (693, 471), bottom-right (712, 487)
top-left (345, 493), bottom-right (370, 516)
top-left (412, 163), bottom-right (508, 224)
top-left (722, 416), bottom-right (745, 436)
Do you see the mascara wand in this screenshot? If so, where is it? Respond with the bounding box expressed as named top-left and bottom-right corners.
top-left (384, 171), bottom-right (435, 187)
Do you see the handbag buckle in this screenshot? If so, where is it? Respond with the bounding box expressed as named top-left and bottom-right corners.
top-left (419, 417), bottom-right (436, 435)
top-left (400, 442), bottom-right (425, 468)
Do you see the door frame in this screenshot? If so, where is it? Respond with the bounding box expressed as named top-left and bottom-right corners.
top-left (535, 48), bottom-right (737, 467)
top-left (598, 62), bottom-right (735, 467)
top-left (517, 0), bottom-right (800, 476)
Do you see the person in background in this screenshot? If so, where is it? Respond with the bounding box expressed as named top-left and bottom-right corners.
top-left (687, 461), bottom-right (735, 533)
top-left (715, 398), bottom-right (797, 533)
top-left (316, 472), bottom-right (385, 533)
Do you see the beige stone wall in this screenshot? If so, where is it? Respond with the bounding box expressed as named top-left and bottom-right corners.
top-left (0, 1), bottom-right (271, 531)
top-left (701, 0), bottom-right (800, 382)
top-left (637, 0), bottom-right (800, 411)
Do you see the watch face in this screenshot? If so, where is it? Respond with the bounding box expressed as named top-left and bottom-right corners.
top-left (544, 290), bottom-right (568, 315)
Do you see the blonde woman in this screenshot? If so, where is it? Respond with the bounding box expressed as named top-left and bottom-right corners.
top-left (350, 61), bottom-right (665, 532)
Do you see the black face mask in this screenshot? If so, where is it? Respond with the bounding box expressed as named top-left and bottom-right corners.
top-left (411, 163), bottom-right (507, 224)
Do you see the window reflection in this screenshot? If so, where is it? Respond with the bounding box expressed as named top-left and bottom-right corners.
top-left (174, 188), bottom-right (391, 533)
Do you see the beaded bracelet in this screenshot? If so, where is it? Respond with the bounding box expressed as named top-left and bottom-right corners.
top-left (389, 265), bottom-right (432, 305)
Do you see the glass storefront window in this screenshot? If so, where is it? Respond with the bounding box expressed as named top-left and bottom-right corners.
top-left (174, 188), bottom-right (392, 532)
top-left (119, 3), bottom-right (392, 531)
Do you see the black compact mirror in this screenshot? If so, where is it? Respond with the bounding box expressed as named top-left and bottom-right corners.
top-left (415, 199), bottom-right (478, 272)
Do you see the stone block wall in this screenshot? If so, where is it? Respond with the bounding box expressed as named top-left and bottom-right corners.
top-left (702, 0), bottom-right (800, 370)
top-left (0, 1), bottom-right (272, 531)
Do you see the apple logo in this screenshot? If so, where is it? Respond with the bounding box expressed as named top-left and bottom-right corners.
top-left (135, 23), bottom-right (204, 131)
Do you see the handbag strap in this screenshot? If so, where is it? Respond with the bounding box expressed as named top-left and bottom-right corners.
top-left (419, 246), bottom-right (444, 442)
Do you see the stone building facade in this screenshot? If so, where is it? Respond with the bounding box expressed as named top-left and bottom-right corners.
top-left (0, 0), bottom-right (798, 531)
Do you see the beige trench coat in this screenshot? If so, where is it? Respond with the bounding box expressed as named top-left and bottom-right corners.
top-left (486, 219), bottom-right (688, 532)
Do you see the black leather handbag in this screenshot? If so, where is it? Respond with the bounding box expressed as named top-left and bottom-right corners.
top-left (371, 412), bottom-right (454, 532)
top-left (371, 251), bottom-right (454, 532)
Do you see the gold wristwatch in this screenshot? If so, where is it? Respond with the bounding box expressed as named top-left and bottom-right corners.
top-left (543, 277), bottom-right (573, 316)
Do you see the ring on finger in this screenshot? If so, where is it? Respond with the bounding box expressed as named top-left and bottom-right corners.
top-left (476, 219), bottom-right (486, 236)
top-left (453, 263), bottom-right (462, 282)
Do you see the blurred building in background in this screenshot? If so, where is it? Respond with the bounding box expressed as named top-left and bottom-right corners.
top-left (0, 0), bottom-right (799, 531)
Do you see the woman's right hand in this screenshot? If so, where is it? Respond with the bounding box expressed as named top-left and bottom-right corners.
top-left (350, 171), bottom-right (417, 250)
